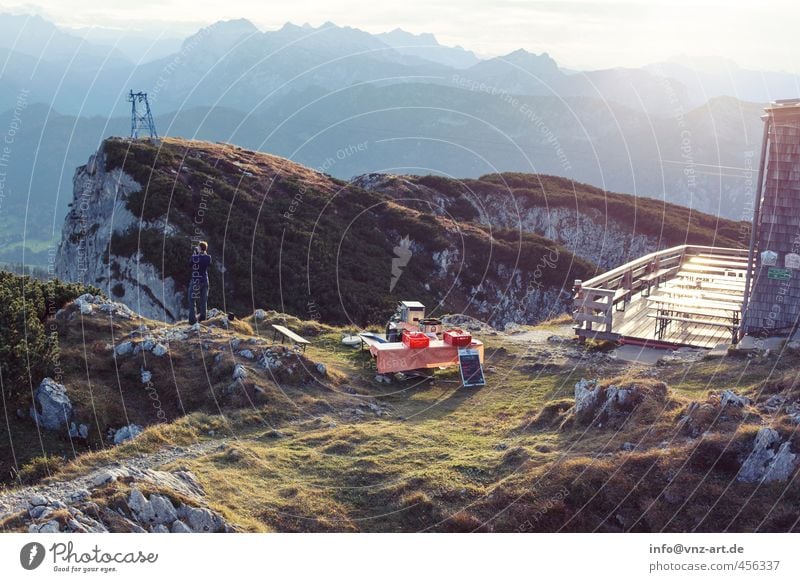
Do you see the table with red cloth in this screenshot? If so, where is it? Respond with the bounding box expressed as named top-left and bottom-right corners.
top-left (366, 338), bottom-right (484, 374)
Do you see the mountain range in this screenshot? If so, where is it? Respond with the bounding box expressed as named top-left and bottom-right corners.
top-left (0, 13), bottom-right (795, 265)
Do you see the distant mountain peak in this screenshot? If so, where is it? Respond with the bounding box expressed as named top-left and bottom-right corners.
top-left (382, 28), bottom-right (439, 45)
top-left (375, 27), bottom-right (479, 68)
top-left (183, 18), bottom-right (259, 52)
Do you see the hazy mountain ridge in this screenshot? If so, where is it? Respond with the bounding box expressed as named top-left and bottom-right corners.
top-left (0, 12), bottom-right (786, 265)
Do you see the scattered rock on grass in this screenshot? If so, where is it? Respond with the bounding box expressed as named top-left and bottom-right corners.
top-left (30, 378), bottom-right (73, 431)
top-left (738, 427), bottom-right (799, 483)
top-left (113, 424), bottom-right (143, 445)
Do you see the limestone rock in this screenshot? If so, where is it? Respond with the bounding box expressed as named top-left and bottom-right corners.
top-left (68, 422), bottom-right (89, 439)
top-left (152, 343), bottom-right (169, 357)
top-left (90, 466), bottom-right (131, 487)
top-left (721, 390), bottom-right (750, 408)
top-left (573, 378), bottom-right (600, 422)
top-left (113, 424), bottom-right (143, 445)
top-left (29, 520), bottom-right (60, 533)
top-left (30, 378), bottom-right (73, 431)
top-left (171, 519), bottom-right (192, 533)
top-left (232, 364), bottom-right (247, 381)
top-left (114, 340), bottom-right (134, 357)
top-left (29, 494), bottom-right (50, 507)
top-left (178, 506), bottom-right (225, 533)
top-left (738, 428), bottom-right (799, 483)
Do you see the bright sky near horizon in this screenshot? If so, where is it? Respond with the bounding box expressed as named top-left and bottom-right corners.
top-left (2, 0), bottom-right (798, 72)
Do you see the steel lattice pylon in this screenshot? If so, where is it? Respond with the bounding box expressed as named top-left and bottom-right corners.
top-left (128, 90), bottom-right (158, 140)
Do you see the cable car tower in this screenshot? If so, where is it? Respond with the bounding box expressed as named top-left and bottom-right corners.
top-left (128, 90), bottom-right (158, 140)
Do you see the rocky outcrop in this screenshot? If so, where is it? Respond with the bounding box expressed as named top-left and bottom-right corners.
top-left (21, 468), bottom-right (235, 534)
top-left (55, 146), bottom-right (185, 322)
top-left (30, 378), bottom-right (72, 431)
top-left (113, 424), bottom-right (144, 445)
top-left (738, 428), bottom-right (799, 484)
top-left (352, 173), bottom-right (659, 270)
top-left (572, 378), bottom-right (668, 427)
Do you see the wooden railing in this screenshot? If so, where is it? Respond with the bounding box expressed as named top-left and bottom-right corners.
top-left (573, 245), bottom-right (750, 341)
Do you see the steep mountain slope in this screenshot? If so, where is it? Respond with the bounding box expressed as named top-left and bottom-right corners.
top-left (353, 172), bottom-right (743, 270)
top-left (54, 137), bottom-right (594, 326)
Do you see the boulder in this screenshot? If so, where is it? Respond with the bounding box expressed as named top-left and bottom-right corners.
top-left (29, 520), bottom-right (60, 533)
top-left (128, 491), bottom-right (180, 526)
top-left (141, 369), bottom-right (152, 384)
top-left (30, 378), bottom-right (73, 430)
top-left (764, 442), bottom-right (799, 482)
top-left (171, 519), bottom-right (192, 533)
top-left (315, 363), bottom-right (327, 376)
top-left (238, 349), bottom-right (255, 360)
top-left (573, 378), bottom-right (601, 422)
top-left (721, 390), bottom-right (750, 408)
top-left (178, 506), bottom-right (226, 533)
top-left (113, 424), bottom-right (143, 445)
top-left (738, 427), bottom-right (799, 483)
top-left (152, 343), bottom-right (169, 357)
top-left (253, 309), bottom-right (267, 321)
top-left (232, 364), bottom-right (247, 381)
top-left (68, 422), bottom-right (89, 439)
top-left (29, 494), bottom-right (50, 507)
top-left (77, 298), bottom-right (93, 315)
top-left (114, 340), bottom-right (134, 357)
top-left (90, 466), bottom-right (131, 487)
top-left (128, 488), bottom-right (153, 522)
top-left (260, 351), bottom-right (281, 370)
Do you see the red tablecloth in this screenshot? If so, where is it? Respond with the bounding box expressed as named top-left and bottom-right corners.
top-left (369, 339), bottom-right (484, 374)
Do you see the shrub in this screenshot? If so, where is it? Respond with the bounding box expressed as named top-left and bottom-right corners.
top-left (0, 271), bottom-right (98, 398)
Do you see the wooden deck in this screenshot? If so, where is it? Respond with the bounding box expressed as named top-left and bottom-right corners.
top-left (573, 245), bottom-right (749, 349)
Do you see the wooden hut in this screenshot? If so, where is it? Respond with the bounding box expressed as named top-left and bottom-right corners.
top-left (742, 99), bottom-right (800, 335)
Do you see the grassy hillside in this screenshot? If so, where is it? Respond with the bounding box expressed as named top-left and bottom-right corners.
top-left (3, 302), bottom-right (799, 532)
top-left (101, 137), bottom-right (593, 326)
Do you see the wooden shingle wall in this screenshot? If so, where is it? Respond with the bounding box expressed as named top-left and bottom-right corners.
top-left (744, 107), bottom-right (800, 334)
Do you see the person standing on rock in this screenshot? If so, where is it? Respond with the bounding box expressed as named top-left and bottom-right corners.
top-left (188, 241), bottom-right (211, 325)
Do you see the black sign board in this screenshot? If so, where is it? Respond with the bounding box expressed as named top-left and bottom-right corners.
top-left (458, 348), bottom-right (485, 387)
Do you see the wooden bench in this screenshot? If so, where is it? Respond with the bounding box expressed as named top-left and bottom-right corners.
top-left (673, 277), bottom-right (745, 292)
top-left (680, 263), bottom-right (747, 277)
top-left (639, 266), bottom-right (680, 296)
top-left (656, 286), bottom-right (743, 304)
top-left (271, 324), bottom-right (310, 352)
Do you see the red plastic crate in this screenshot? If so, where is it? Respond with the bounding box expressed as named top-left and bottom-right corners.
top-left (443, 328), bottom-right (472, 347)
top-left (402, 330), bottom-right (430, 349)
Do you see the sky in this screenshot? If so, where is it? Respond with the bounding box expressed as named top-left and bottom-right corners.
top-left (2, 0), bottom-right (798, 72)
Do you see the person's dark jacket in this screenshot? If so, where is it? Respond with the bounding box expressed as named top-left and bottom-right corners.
top-left (189, 252), bottom-right (211, 286)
